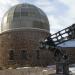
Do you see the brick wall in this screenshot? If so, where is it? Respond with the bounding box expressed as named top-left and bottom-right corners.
top-left (0, 29), bottom-right (55, 68)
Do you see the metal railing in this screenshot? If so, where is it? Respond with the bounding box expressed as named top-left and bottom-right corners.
top-left (51, 24), bottom-right (75, 45)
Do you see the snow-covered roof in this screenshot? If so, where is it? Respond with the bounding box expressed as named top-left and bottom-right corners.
top-left (58, 39), bottom-right (75, 47)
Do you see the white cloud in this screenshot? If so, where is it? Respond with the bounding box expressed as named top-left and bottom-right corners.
top-left (48, 15), bottom-right (64, 33)
top-left (0, 0), bottom-right (19, 5)
top-left (34, 0), bottom-right (51, 5)
top-left (34, 0), bottom-right (55, 14)
top-left (43, 0), bottom-right (75, 33)
top-left (58, 0), bottom-right (75, 21)
top-left (48, 14), bottom-right (75, 34)
top-left (59, 0), bottom-right (75, 6)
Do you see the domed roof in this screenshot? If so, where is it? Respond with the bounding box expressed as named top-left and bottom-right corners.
top-left (1, 4), bottom-right (50, 32)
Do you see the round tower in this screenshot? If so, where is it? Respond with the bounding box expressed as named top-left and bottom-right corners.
top-left (0, 4), bottom-right (54, 68)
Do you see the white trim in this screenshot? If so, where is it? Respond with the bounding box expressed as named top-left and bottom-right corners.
top-left (1, 27), bottom-right (50, 34)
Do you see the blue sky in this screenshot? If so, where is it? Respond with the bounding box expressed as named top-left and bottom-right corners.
top-left (0, 0), bottom-right (75, 33)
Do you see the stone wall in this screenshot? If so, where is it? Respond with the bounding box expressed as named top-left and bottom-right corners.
top-left (0, 67), bottom-right (56, 75)
top-left (63, 47), bottom-right (75, 64)
top-left (0, 29), bottom-right (55, 68)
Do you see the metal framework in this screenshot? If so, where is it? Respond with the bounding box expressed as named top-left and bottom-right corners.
top-left (40, 24), bottom-right (75, 75)
top-left (51, 24), bottom-right (75, 45)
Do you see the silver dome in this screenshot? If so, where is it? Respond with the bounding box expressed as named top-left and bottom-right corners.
top-left (1, 4), bottom-right (50, 32)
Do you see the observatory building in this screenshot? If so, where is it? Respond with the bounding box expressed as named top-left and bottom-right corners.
top-left (0, 3), bottom-right (75, 72)
top-left (0, 3), bottom-right (54, 68)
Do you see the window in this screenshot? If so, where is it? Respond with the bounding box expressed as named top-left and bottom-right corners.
top-left (21, 8), bottom-right (28, 16)
top-left (14, 12), bottom-right (20, 17)
top-left (36, 50), bottom-right (40, 59)
top-left (9, 50), bottom-right (14, 60)
top-left (21, 50), bottom-right (27, 60)
top-left (33, 21), bottom-right (44, 29)
top-left (21, 11), bottom-right (28, 16)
